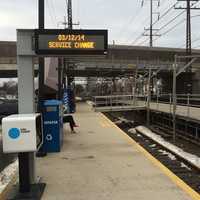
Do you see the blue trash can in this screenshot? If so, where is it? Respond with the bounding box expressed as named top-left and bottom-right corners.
top-left (41, 100), bottom-right (63, 152)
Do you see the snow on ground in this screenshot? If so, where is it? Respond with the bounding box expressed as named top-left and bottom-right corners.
top-left (128, 126), bottom-right (200, 169)
top-left (114, 117), bottom-right (133, 125)
top-left (0, 160), bottom-right (18, 193)
top-left (158, 149), bottom-right (176, 161)
top-left (86, 101), bottom-right (94, 106)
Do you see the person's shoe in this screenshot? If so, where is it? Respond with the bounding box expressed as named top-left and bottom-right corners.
top-left (71, 130), bottom-right (76, 134)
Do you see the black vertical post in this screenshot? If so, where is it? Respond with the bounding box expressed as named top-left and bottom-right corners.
top-left (17, 0), bottom-right (46, 193)
top-left (36, 0), bottom-right (47, 156)
top-left (58, 58), bottom-right (63, 100)
top-left (150, 0), bottom-right (153, 47)
top-left (38, 0), bottom-right (45, 104)
top-left (186, 0), bottom-right (192, 94)
top-left (67, 0), bottom-right (73, 88)
top-left (19, 153), bottom-right (30, 193)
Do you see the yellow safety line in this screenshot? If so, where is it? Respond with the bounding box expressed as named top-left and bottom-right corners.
top-left (100, 113), bottom-right (200, 200)
top-left (99, 121), bottom-right (106, 127)
top-left (100, 117), bottom-right (111, 128)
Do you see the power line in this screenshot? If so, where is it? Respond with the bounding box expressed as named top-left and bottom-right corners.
top-left (175, 0), bottom-right (200, 59)
top-left (132, 10), bottom-right (184, 45)
top-left (152, 2), bottom-right (179, 27)
top-left (153, 18), bottom-right (186, 43)
top-left (131, 1), bottom-right (178, 45)
top-left (173, 14), bottom-right (200, 48)
top-left (133, 0), bottom-right (200, 46)
top-left (46, 0), bottom-right (57, 26)
top-left (156, 10), bottom-right (185, 32)
top-left (50, 0), bottom-right (58, 22)
top-left (142, 0), bottom-right (161, 47)
top-left (117, 1), bottom-right (145, 39)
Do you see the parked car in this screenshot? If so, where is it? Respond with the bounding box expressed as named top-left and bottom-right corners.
top-left (0, 99), bottom-right (18, 123)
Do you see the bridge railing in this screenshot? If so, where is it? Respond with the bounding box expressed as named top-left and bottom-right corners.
top-left (150, 93), bottom-right (200, 119)
top-left (92, 94), bottom-right (147, 110)
top-left (92, 93), bottom-right (200, 118)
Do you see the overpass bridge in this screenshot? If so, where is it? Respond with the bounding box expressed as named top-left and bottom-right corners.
top-left (1, 41), bottom-right (200, 78)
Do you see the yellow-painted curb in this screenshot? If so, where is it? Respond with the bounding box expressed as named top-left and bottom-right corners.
top-left (100, 113), bottom-right (200, 200)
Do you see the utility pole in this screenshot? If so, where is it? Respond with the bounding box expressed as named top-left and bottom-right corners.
top-left (67, 0), bottom-right (73, 29)
top-left (150, 0), bottom-right (153, 47)
top-left (147, 68), bottom-right (152, 126)
top-left (65, 0), bottom-right (73, 90)
top-left (175, 0), bottom-right (200, 93)
top-left (142, 0), bottom-right (161, 47)
top-left (38, 0), bottom-right (45, 103)
top-left (65, 0), bottom-right (79, 87)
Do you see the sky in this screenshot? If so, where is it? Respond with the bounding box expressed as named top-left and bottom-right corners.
top-left (1, 0), bottom-right (200, 48)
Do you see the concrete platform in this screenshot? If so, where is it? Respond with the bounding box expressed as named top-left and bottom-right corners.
top-left (37, 103), bottom-right (199, 200)
top-left (138, 101), bottom-right (200, 122)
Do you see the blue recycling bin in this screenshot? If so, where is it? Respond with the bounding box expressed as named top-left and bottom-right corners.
top-left (41, 100), bottom-right (63, 152)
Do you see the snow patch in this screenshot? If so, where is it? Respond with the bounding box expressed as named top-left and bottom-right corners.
top-left (158, 149), bottom-right (176, 161)
top-left (134, 126), bottom-right (200, 169)
top-left (114, 117), bottom-right (133, 125)
top-left (181, 162), bottom-right (191, 171)
top-left (128, 128), bottom-right (137, 134)
top-left (0, 160), bottom-right (18, 193)
top-left (149, 144), bottom-right (157, 148)
top-left (87, 101), bottom-right (94, 106)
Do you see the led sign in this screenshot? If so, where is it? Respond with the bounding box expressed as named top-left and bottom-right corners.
top-left (35, 29), bottom-right (108, 55)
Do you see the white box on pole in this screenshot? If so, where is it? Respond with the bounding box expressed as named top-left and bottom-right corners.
top-left (2, 114), bottom-right (43, 153)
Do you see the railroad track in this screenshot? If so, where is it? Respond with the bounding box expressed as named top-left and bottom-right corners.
top-left (104, 113), bottom-right (200, 194)
top-left (128, 129), bottom-right (200, 194)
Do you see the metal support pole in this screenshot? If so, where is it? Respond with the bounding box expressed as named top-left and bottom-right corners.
top-left (170, 93), bottom-right (172, 113)
top-left (133, 68), bottom-right (138, 105)
top-left (150, 0), bottom-right (153, 47)
top-left (63, 60), bottom-right (67, 89)
top-left (173, 56), bottom-right (177, 143)
top-left (58, 58), bottom-right (63, 100)
top-left (36, 0), bottom-right (46, 166)
top-left (187, 93), bottom-right (190, 118)
top-left (18, 153), bottom-right (30, 193)
top-left (147, 68), bottom-right (152, 126)
top-left (38, 0), bottom-right (45, 103)
top-left (17, 30), bottom-right (35, 191)
top-left (156, 92), bottom-right (159, 110)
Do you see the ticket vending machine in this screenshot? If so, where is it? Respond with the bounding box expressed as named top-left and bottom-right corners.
top-left (41, 100), bottom-right (63, 152)
top-left (2, 114), bottom-right (43, 153)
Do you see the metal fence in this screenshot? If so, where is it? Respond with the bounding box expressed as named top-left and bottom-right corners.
top-left (150, 94), bottom-right (200, 120)
top-left (93, 95), bottom-right (147, 109)
top-left (93, 93), bottom-right (200, 121)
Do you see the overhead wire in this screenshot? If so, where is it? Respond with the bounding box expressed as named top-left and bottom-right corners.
top-left (153, 18), bottom-right (185, 44)
top-left (130, 1), bottom-right (179, 45)
top-left (152, 1), bottom-right (200, 46)
top-left (46, 0), bottom-right (57, 27)
top-left (133, 0), bottom-right (200, 46)
top-left (119, 0), bottom-right (152, 42)
top-left (177, 14), bottom-right (200, 48)
top-left (117, 0), bottom-right (142, 35)
top-left (50, 0), bottom-right (58, 23)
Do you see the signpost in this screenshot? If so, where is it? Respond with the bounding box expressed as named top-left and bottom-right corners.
top-left (12, 28), bottom-right (108, 199)
top-left (34, 29), bottom-right (108, 55)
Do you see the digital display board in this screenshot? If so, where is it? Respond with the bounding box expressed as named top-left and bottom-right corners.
top-left (35, 29), bottom-right (108, 55)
